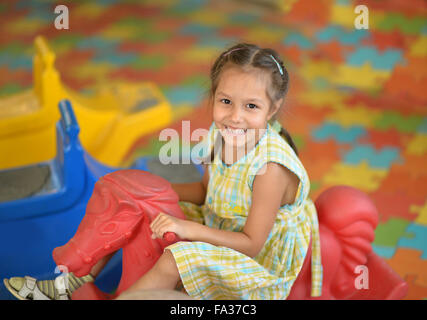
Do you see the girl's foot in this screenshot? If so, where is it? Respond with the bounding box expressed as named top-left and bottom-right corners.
top-left (3, 273), bottom-right (94, 300)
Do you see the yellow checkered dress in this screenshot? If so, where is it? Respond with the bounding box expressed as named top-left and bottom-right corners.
top-left (166, 122), bottom-right (322, 299)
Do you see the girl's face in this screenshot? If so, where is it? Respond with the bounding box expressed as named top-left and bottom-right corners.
top-left (212, 66), bottom-right (280, 151)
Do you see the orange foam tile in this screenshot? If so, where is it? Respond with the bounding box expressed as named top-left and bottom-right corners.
top-left (369, 190), bottom-right (425, 223)
top-left (286, 0), bottom-right (331, 26)
top-left (0, 67), bottom-right (32, 87)
top-left (359, 127), bottom-right (413, 149)
top-left (300, 139), bottom-right (344, 181)
top-left (385, 248), bottom-right (427, 288)
top-left (402, 275), bottom-right (427, 300)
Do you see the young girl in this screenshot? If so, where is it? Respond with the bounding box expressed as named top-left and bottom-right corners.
top-left (5, 43), bottom-right (322, 300)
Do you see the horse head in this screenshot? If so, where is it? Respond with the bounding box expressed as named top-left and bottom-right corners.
top-left (52, 169), bottom-right (185, 278)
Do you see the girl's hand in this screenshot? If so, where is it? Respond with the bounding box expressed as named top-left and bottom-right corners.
top-left (150, 212), bottom-right (190, 240)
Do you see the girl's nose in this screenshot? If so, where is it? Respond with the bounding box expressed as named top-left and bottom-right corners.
top-left (230, 105), bottom-right (242, 122)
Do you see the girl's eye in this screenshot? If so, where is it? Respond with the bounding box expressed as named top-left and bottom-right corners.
top-left (247, 103), bottom-right (258, 109)
top-left (220, 98), bottom-right (231, 104)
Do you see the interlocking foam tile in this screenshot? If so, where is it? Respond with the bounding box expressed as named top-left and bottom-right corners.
top-left (246, 26), bottom-right (286, 45)
top-left (298, 60), bottom-right (336, 82)
top-left (0, 66), bottom-right (31, 88)
top-left (300, 139), bottom-right (344, 181)
top-left (406, 134), bottom-right (427, 156)
top-left (163, 85), bottom-right (205, 106)
top-left (374, 111), bottom-right (424, 134)
top-left (178, 46), bottom-right (219, 64)
top-left (401, 275), bottom-right (427, 300)
top-left (376, 13), bottom-right (427, 35)
top-left (357, 0), bottom-right (427, 17)
top-left (342, 144), bottom-right (401, 169)
top-left (283, 31), bottom-right (313, 49)
top-left (409, 36), bottom-right (427, 57)
top-left (297, 88), bottom-right (346, 110)
top-left (384, 69), bottom-right (427, 105)
top-left (393, 152), bottom-right (427, 180)
top-left (315, 25), bottom-right (369, 45)
top-left (189, 9), bottom-right (228, 27)
top-left (364, 30), bottom-right (408, 51)
top-left (346, 46), bottom-right (404, 70)
top-left (370, 189), bottom-right (425, 223)
top-left (328, 63), bottom-right (391, 90)
top-left (386, 248), bottom-right (427, 288)
top-left (72, 62), bottom-right (114, 81)
top-left (327, 106), bottom-right (382, 128)
top-left (179, 23), bottom-right (218, 37)
top-left (322, 161), bottom-right (388, 193)
top-left (359, 127), bottom-right (412, 150)
top-left (374, 218), bottom-right (411, 248)
top-left (286, 0), bottom-right (331, 26)
top-left (345, 91), bottom-right (425, 116)
top-left (72, 2), bottom-right (107, 19)
top-left (312, 122), bottom-right (366, 143)
top-left (398, 223), bottom-right (427, 259)
top-left (411, 200), bottom-right (427, 226)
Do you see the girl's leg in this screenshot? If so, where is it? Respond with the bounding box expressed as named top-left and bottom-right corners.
top-left (119, 250), bottom-right (180, 295)
top-left (89, 251), bottom-right (115, 277)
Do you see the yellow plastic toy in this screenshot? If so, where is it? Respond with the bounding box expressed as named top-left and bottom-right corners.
top-left (0, 36), bottom-right (172, 170)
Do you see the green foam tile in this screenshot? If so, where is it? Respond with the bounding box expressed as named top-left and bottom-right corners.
top-left (374, 111), bottom-right (424, 134)
top-left (373, 218), bottom-right (411, 247)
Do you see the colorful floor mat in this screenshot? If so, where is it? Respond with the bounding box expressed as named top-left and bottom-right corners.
top-left (0, 0), bottom-right (426, 299)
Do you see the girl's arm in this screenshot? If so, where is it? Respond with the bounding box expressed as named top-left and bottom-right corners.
top-left (187, 162), bottom-right (297, 257)
top-left (170, 166), bottom-right (209, 205)
top-left (153, 162), bottom-right (298, 258)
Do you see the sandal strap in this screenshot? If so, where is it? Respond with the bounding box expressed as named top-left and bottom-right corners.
top-left (18, 276), bottom-right (50, 300)
top-left (54, 275), bottom-right (70, 300)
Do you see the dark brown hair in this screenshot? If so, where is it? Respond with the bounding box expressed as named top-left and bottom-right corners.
top-left (208, 43), bottom-right (298, 156)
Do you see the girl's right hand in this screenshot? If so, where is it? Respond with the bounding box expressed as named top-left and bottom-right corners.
top-left (150, 212), bottom-right (191, 240)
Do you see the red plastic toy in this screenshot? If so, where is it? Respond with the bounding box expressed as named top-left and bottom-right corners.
top-left (52, 170), bottom-right (408, 300)
top-left (52, 169), bottom-right (185, 299)
top-left (288, 185), bottom-right (408, 300)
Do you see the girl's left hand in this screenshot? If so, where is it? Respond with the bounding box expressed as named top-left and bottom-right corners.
top-left (150, 212), bottom-right (189, 240)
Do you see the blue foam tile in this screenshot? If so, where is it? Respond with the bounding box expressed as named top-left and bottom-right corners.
top-left (398, 223), bottom-right (427, 259)
top-left (372, 244), bottom-right (396, 259)
top-left (92, 50), bottom-right (138, 66)
top-left (77, 37), bottom-right (119, 52)
top-left (164, 85), bottom-right (205, 106)
top-left (312, 122), bottom-right (366, 144)
top-left (342, 144), bottom-right (401, 169)
top-left (179, 23), bottom-right (218, 36)
top-left (283, 32), bottom-right (313, 49)
top-left (315, 25), bottom-right (370, 45)
top-left (416, 118), bottom-right (427, 133)
top-left (346, 46), bottom-right (404, 70)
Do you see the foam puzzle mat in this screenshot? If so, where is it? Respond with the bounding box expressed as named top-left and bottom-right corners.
top-left (0, 0), bottom-right (426, 299)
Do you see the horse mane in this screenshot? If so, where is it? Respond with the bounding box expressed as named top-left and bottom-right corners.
top-left (315, 186), bottom-right (379, 297)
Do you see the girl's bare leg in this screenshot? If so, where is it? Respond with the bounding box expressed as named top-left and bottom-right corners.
top-left (118, 250), bottom-right (180, 295)
top-left (89, 251), bottom-right (116, 278)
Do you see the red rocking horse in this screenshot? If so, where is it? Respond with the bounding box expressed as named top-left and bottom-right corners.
top-left (52, 170), bottom-right (408, 300)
